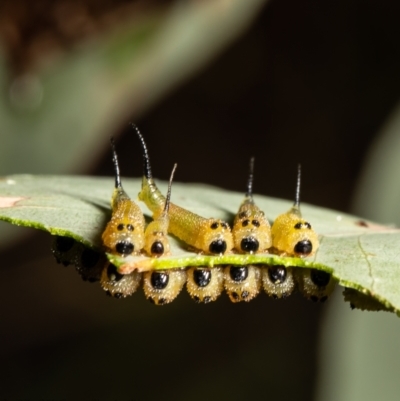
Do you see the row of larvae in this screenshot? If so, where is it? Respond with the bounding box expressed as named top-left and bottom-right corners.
top-left (50, 236), bottom-right (337, 305)
top-left (102, 124), bottom-right (319, 259)
top-left (100, 263), bottom-right (337, 305)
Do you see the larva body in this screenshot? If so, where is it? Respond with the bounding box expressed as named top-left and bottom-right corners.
top-left (271, 165), bottom-right (319, 257)
top-left (261, 265), bottom-right (296, 299)
top-left (186, 267), bottom-right (224, 303)
top-left (100, 261), bottom-right (142, 298)
top-left (224, 265), bottom-right (261, 303)
top-left (143, 164), bottom-right (177, 257)
top-left (143, 270), bottom-right (187, 305)
top-left (232, 158), bottom-right (271, 254)
top-left (296, 268), bottom-right (337, 303)
top-left (102, 139), bottom-right (145, 256)
top-left (134, 124), bottom-right (233, 255)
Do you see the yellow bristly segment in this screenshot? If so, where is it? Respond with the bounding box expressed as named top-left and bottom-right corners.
top-left (271, 206), bottom-right (319, 257)
top-left (102, 197), bottom-right (145, 255)
top-left (232, 198), bottom-right (272, 253)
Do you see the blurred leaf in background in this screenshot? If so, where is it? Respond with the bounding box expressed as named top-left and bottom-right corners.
top-left (0, 0), bottom-right (267, 248)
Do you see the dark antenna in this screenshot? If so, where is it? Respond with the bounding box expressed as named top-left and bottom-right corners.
top-left (245, 157), bottom-right (255, 200)
top-left (132, 123), bottom-right (152, 180)
top-left (110, 137), bottom-right (121, 189)
top-left (164, 163), bottom-right (177, 213)
top-left (294, 164), bottom-right (301, 207)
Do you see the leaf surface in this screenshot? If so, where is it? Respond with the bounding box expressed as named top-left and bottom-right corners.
top-left (1, 174), bottom-right (399, 313)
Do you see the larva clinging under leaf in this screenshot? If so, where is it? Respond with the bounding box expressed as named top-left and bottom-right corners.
top-left (133, 124), bottom-right (233, 255)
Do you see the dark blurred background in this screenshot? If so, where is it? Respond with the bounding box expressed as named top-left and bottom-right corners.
top-left (1, 1), bottom-right (400, 400)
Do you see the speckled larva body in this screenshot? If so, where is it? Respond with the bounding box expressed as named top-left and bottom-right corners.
top-left (100, 261), bottom-right (142, 298)
top-left (271, 165), bottom-right (319, 257)
top-left (223, 265), bottom-right (262, 302)
top-left (102, 138), bottom-right (145, 256)
top-left (186, 267), bottom-right (224, 303)
top-left (232, 158), bottom-right (272, 254)
top-left (143, 270), bottom-right (187, 305)
top-left (134, 124), bottom-right (233, 255)
top-left (296, 268), bottom-right (337, 303)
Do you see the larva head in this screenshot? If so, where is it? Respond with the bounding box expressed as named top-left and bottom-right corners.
top-left (102, 205), bottom-right (145, 256)
top-left (143, 269), bottom-right (187, 305)
top-left (223, 265), bottom-right (261, 303)
top-left (232, 206), bottom-right (272, 253)
top-left (261, 265), bottom-right (296, 299)
top-left (296, 268), bottom-right (337, 303)
top-left (196, 219), bottom-right (233, 255)
top-left (100, 262), bottom-right (142, 298)
top-left (271, 164), bottom-right (319, 257)
top-left (186, 267), bottom-right (224, 303)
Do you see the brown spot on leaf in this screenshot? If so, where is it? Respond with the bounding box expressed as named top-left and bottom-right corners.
top-left (0, 196), bottom-right (25, 208)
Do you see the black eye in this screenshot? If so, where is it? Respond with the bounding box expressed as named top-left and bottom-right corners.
top-left (210, 222), bottom-right (219, 229)
top-left (310, 269), bottom-right (331, 287)
top-left (55, 236), bottom-right (75, 252)
top-left (209, 239), bottom-right (227, 254)
top-left (117, 223), bottom-right (124, 231)
top-left (150, 272), bottom-right (169, 289)
top-left (116, 241), bottom-right (134, 255)
top-left (252, 220), bottom-right (260, 227)
top-left (221, 222), bottom-right (229, 229)
top-left (229, 266), bottom-right (248, 282)
top-left (127, 224), bottom-right (134, 231)
top-left (193, 269), bottom-right (212, 287)
top-left (80, 248), bottom-right (101, 268)
top-left (294, 240), bottom-right (312, 255)
top-left (242, 220), bottom-right (249, 227)
top-left (305, 222), bottom-right (312, 229)
top-left (268, 265), bottom-right (287, 284)
top-left (107, 263), bottom-right (123, 282)
top-left (241, 237), bottom-right (259, 253)
top-left (151, 241), bottom-right (164, 255)
top-left (294, 222), bottom-right (302, 229)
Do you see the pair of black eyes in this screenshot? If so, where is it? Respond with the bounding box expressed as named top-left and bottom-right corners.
top-left (294, 222), bottom-right (311, 230)
top-left (242, 219), bottom-right (260, 227)
top-left (210, 222), bottom-right (229, 230)
top-left (117, 223), bottom-right (134, 231)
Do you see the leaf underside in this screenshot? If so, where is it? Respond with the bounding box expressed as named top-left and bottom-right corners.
top-left (0, 175), bottom-right (399, 314)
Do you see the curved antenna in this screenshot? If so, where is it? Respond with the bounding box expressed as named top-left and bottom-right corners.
top-left (164, 163), bottom-right (177, 213)
top-left (245, 157), bottom-right (255, 199)
top-left (110, 137), bottom-right (121, 189)
top-left (132, 123), bottom-right (152, 180)
top-left (295, 164), bottom-right (301, 207)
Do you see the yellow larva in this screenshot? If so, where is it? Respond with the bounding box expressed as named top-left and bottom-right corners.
top-left (143, 163), bottom-right (177, 257)
top-left (261, 265), bottom-right (296, 299)
top-left (102, 138), bottom-right (145, 256)
top-left (271, 165), bottom-right (319, 257)
top-left (232, 157), bottom-right (272, 254)
top-left (142, 270), bottom-right (187, 305)
top-left (134, 124), bottom-right (233, 255)
top-left (100, 261), bottom-right (142, 298)
top-left (186, 267), bottom-right (224, 303)
top-left (223, 265), bottom-right (261, 302)
top-left (296, 268), bottom-right (337, 303)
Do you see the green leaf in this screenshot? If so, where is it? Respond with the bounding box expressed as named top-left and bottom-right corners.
top-left (1, 174), bottom-right (400, 313)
